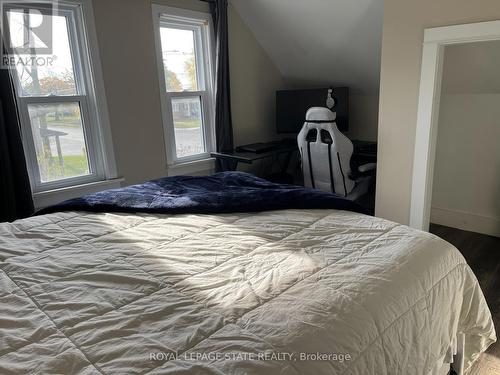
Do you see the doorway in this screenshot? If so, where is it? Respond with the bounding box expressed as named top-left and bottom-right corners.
top-left (430, 41), bottom-right (500, 237)
top-left (409, 20), bottom-right (500, 234)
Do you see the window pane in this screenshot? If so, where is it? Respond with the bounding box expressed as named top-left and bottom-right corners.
top-left (7, 11), bottom-right (77, 96)
top-left (160, 27), bottom-right (199, 92)
top-left (27, 103), bottom-right (90, 182)
top-left (171, 97), bottom-right (205, 158)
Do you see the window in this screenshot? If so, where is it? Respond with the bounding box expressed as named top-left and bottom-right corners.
top-left (4, 0), bottom-right (115, 192)
top-left (152, 6), bottom-right (215, 165)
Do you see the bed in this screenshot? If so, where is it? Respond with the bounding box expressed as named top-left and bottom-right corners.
top-left (0, 173), bottom-right (495, 374)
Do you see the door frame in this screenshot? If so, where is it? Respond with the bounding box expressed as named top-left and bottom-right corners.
top-left (409, 20), bottom-right (500, 230)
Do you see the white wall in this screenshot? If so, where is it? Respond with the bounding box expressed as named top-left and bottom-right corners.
top-left (432, 95), bottom-right (500, 236)
top-left (90, 0), bottom-right (379, 187)
top-left (230, 0), bottom-right (383, 95)
top-left (230, 0), bottom-right (382, 143)
top-left (431, 43), bottom-right (500, 237)
top-left (91, 0), bottom-right (285, 185)
top-left (376, 0), bottom-right (500, 225)
top-left (228, 4), bottom-right (286, 146)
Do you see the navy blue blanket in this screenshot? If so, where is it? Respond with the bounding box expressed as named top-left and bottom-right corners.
top-left (38, 172), bottom-right (366, 216)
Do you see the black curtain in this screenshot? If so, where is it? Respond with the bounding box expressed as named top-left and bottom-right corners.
top-left (208, 0), bottom-right (234, 154)
top-left (0, 59), bottom-right (35, 222)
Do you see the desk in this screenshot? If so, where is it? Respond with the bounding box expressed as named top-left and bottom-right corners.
top-left (210, 143), bottom-right (298, 182)
top-left (211, 140), bottom-right (377, 182)
top-left (352, 140), bottom-right (377, 158)
top-left (351, 140), bottom-right (377, 170)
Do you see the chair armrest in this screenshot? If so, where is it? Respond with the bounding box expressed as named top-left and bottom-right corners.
top-left (358, 163), bottom-right (377, 173)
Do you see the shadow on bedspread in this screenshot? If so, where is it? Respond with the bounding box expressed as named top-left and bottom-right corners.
top-left (37, 172), bottom-right (366, 216)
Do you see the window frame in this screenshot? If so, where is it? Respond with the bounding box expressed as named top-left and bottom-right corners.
top-left (7, 0), bottom-right (117, 193)
top-left (152, 5), bottom-right (216, 167)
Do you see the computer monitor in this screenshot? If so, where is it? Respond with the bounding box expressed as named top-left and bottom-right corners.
top-left (276, 87), bottom-right (349, 134)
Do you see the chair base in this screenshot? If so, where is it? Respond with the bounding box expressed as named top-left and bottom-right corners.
top-left (346, 176), bottom-right (372, 201)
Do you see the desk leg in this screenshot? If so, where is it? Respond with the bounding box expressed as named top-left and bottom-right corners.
top-left (216, 159), bottom-right (239, 172)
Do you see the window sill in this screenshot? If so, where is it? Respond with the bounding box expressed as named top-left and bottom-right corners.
top-left (168, 157), bottom-right (216, 176)
top-left (33, 178), bottom-right (124, 210)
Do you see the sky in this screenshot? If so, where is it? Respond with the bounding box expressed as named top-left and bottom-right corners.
top-left (9, 12), bottom-right (73, 76)
top-left (8, 10), bottom-right (76, 94)
top-left (160, 27), bottom-right (197, 90)
top-left (7, 11), bottom-right (197, 93)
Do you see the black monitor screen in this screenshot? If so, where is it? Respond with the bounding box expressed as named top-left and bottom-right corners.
top-left (276, 87), bottom-right (349, 134)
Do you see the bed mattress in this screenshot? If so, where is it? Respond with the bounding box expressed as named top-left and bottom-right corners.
top-left (0, 209), bottom-right (495, 374)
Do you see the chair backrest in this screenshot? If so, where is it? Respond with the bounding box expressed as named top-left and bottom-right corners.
top-left (298, 107), bottom-right (355, 196)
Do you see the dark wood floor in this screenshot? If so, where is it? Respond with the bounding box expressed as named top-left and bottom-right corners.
top-left (430, 224), bottom-right (500, 375)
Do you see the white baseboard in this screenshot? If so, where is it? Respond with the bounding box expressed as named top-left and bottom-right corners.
top-left (431, 207), bottom-right (500, 237)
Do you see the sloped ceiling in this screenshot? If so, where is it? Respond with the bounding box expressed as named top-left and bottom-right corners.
top-left (230, 0), bottom-right (384, 94)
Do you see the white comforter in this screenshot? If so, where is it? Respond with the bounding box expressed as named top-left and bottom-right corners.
top-left (0, 209), bottom-right (495, 374)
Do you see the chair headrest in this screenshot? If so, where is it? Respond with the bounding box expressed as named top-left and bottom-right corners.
top-left (305, 107), bottom-right (337, 122)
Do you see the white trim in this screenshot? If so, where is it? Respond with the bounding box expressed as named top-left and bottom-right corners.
top-left (410, 20), bottom-right (500, 231)
top-left (17, 95), bottom-right (86, 104)
top-left (424, 20), bottom-right (500, 45)
top-left (410, 43), bottom-right (444, 229)
top-left (33, 178), bottom-right (124, 210)
top-left (167, 157), bottom-right (215, 176)
top-left (79, 0), bottom-right (118, 179)
top-left (431, 207), bottom-right (500, 238)
top-left (151, 4), bottom-right (216, 168)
